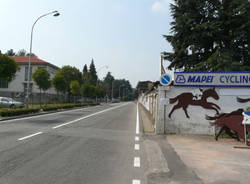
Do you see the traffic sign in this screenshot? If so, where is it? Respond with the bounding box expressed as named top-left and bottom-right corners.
top-left (160, 74), bottom-right (172, 86)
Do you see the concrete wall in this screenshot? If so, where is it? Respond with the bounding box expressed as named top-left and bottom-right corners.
top-left (156, 86), bottom-right (250, 135)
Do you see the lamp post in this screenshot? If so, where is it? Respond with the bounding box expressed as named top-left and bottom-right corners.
top-left (95, 65), bottom-right (108, 103)
top-left (26, 10), bottom-right (60, 107)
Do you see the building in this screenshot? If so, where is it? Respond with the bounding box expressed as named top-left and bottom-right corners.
top-left (0, 56), bottom-right (60, 103)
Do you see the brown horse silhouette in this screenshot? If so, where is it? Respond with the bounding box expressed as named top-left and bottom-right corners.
top-left (237, 97), bottom-right (250, 103)
top-left (168, 88), bottom-right (220, 118)
top-left (209, 110), bottom-right (250, 145)
top-left (206, 109), bottom-right (244, 141)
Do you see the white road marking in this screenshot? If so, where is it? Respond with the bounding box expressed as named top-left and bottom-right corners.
top-left (18, 132), bottom-right (43, 141)
top-left (0, 105), bottom-right (102, 123)
top-left (135, 136), bottom-right (139, 141)
top-left (136, 103), bottom-right (139, 134)
top-left (134, 157), bottom-right (140, 168)
top-left (132, 179), bottom-right (141, 184)
top-left (135, 144), bottom-right (140, 150)
top-left (52, 103), bottom-right (128, 129)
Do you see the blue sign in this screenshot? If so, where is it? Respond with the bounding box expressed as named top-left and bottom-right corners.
top-left (160, 74), bottom-right (172, 86)
top-left (174, 72), bottom-right (250, 87)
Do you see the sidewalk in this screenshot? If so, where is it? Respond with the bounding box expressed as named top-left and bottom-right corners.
top-left (167, 134), bottom-right (250, 184)
top-left (139, 104), bottom-right (155, 134)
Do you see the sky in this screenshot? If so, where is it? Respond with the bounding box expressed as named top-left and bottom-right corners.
top-left (0, 0), bottom-right (173, 87)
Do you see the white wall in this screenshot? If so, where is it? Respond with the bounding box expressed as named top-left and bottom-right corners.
top-left (0, 64), bottom-right (58, 95)
top-left (156, 86), bottom-right (250, 135)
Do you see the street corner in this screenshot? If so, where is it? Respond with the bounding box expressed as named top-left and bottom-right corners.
top-left (167, 134), bottom-right (250, 184)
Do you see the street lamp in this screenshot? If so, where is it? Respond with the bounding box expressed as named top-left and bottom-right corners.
top-left (26, 10), bottom-right (60, 107)
top-left (95, 65), bottom-right (108, 102)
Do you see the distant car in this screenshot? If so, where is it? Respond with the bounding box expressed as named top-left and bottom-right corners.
top-left (0, 97), bottom-right (25, 108)
top-left (111, 98), bottom-right (120, 103)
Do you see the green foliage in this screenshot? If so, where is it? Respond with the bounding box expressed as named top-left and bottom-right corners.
top-left (164, 0), bottom-right (250, 72)
top-left (32, 68), bottom-right (51, 91)
top-left (57, 66), bottom-right (82, 94)
top-left (70, 80), bottom-right (81, 95)
top-left (82, 64), bottom-right (91, 84)
top-left (89, 59), bottom-right (97, 85)
top-left (16, 49), bottom-right (27, 56)
top-left (0, 53), bottom-right (18, 82)
top-left (5, 49), bottom-right (16, 56)
top-left (52, 73), bottom-right (67, 93)
top-left (0, 103), bottom-right (100, 117)
top-left (0, 108), bottom-right (40, 117)
top-left (81, 83), bottom-right (96, 98)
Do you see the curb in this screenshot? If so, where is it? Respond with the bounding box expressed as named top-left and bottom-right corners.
top-left (0, 104), bottom-right (101, 121)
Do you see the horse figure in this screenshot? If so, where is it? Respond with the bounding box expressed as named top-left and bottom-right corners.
top-left (208, 109), bottom-right (250, 145)
top-left (206, 109), bottom-right (243, 141)
top-left (237, 97), bottom-right (250, 103)
top-left (168, 88), bottom-right (220, 118)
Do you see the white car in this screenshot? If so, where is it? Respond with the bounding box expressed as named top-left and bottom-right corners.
top-left (0, 97), bottom-right (25, 108)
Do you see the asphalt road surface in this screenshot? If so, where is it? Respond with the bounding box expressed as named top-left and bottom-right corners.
top-left (0, 102), bottom-right (202, 184)
top-left (0, 102), bottom-right (149, 184)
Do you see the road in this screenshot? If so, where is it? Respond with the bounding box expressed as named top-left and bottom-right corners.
top-left (0, 102), bottom-right (202, 184)
top-left (0, 102), bottom-right (148, 184)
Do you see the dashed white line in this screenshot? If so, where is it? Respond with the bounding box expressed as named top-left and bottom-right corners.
top-left (136, 103), bottom-right (139, 134)
top-left (134, 157), bottom-right (140, 168)
top-left (132, 179), bottom-right (141, 184)
top-left (52, 103), bottom-right (128, 129)
top-left (18, 132), bottom-right (43, 141)
top-left (135, 144), bottom-right (140, 151)
top-left (135, 136), bottom-right (139, 141)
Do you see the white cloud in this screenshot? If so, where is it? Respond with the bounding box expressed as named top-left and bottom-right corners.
top-left (152, 0), bottom-right (173, 14)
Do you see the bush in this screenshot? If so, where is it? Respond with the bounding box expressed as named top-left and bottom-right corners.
top-left (0, 103), bottom-right (100, 117)
top-left (0, 108), bottom-right (40, 117)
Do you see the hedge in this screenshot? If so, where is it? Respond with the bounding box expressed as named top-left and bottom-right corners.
top-left (0, 103), bottom-right (100, 117)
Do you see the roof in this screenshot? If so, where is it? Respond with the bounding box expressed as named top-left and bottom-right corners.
top-left (10, 56), bottom-right (60, 70)
top-left (10, 56), bottom-right (48, 64)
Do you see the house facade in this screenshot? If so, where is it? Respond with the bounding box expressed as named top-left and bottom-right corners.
top-left (0, 56), bottom-right (60, 103)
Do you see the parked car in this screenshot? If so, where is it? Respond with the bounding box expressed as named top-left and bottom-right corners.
top-left (0, 97), bottom-right (25, 108)
top-left (111, 98), bottom-right (120, 103)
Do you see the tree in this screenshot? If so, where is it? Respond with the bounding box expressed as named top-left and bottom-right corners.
top-left (32, 68), bottom-right (51, 107)
top-left (103, 72), bottom-right (114, 97)
top-left (17, 49), bottom-right (27, 56)
top-left (89, 59), bottom-right (97, 85)
top-left (5, 49), bottom-right (16, 56)
top-left (82, 64), bottom-right (91, 84)
top-left (56, 66), bottom-right (82, 101)
top-left (163, 0), bottom-right (250, 72)
top-left (0, 53), bottom-right (18, 82)
top-left (70, 80), bottom-right (81, 96)
top-left (52, 73), bottom-right (67, 93)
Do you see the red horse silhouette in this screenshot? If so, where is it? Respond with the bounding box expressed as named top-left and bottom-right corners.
top-left (168, 88), bottom-right (220, 118)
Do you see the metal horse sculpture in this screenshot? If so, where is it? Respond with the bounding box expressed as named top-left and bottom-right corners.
top-left (168, 88), bottom-right (220, 118)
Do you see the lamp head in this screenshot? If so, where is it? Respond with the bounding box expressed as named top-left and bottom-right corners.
top-left (53, 11), bottom-right (60, 17)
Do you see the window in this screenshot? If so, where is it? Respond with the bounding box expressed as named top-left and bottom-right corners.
top-left (0, 80), bottom-right (8, 88)
top-left (25, 66), bottom-right (33, 81)
top-left (23, 83), bottom-right (33, 96)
